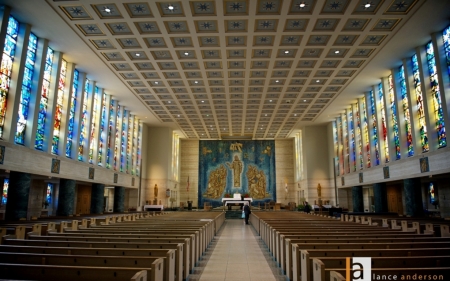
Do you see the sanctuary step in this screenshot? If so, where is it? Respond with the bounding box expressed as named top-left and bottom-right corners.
top-left (225, 210), bottom-right (244, 219)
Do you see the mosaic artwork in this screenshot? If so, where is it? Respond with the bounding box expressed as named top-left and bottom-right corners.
top-left (198, 140), bottom-right (276, 208)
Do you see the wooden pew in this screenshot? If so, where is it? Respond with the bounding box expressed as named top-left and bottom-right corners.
top-left (0, 252), bottom-right (164, 281)
top-left (312, 256), bottom-right (450, 281)
top-left (0, 263), bottom-right (151, 281)
top-left (0, 245), bottom-right (177, 281)
top-left (296, 248), bottom-right (450, 281)
top-left (3, 239), bottom-right (186, 281)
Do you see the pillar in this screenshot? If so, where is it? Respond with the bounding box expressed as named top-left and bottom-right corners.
top-left (5, 171), bottom-right (31, 221)
top-left (373, 183), bottom-right (388, 213)
top-left (352, 186), bottom-right (364, 212)
top-left (403, 178), bottom-right (423, 217)
top-left (90, 183), bottom-right (105, 214)
top-left (56, 179), bottom-right (76, 216)
top-left (113, 186), bottom-right (125, 212)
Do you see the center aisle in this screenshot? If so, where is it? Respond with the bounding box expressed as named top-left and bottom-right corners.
top-left (196, 219), bottom-right (287, 281)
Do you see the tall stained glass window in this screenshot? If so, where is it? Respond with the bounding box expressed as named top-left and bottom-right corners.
top-left (88, 86), bottom-right (99, 164)
top-left (443, 26), bottom-right (450, 77)
top-left (426, 42), bottom-right (447, 148)
top-left (120, 109), bottom-right (128, 173)
top-left (15, 33), bottom-right (37, 145)
top-left (66, 69), bottom-right (79, 158)
top-left (333, 120), bottom-right (339, 175)
top-left (378, 83), bottom-right (389, 163)
top-left (355, 102), bottom-right (364, 170)
top-left (338, 117), bottom-right (344, 174)
top-left (399, 65), bottom-right (414, 156)
top-left (361, 98), bottom-right (371, 168)
top-left (172, 132), bottom-right (180, 181)
top-left (78, 78), bottom-right (89, 161)
top-left (132, 117), bottom-right (138, 175)
top-left (294, 131), bottom-right (303, 181)
top-left (349, 108), bottom-right (356, 172)
top-left (126, 115), bottom-right (133, 174)
top-left (98, 92), bottom-right (107, 166)
top-left (369, 91), bottom-right (380, 166)
top-left (114, 104), bottom-right (121, 170)
top-left (411, 54), bottom-right (429, 152)
top-left (106, 99), bottom-right (115, 169)
top-left (35, 47), bottom-right (54, 150)
top-left (52, 59), bottom-right (67, 154)
top-left (343, 112), bottom-right (350, 173)
top-left (388, 75), bottom-right (401, 159)
top-left (136, 121), bottom-right (141, 176)
top-left (0, 17), bottom-right (19, 138)
top-left (2, 178), bottom-right (9, 205)
top-left (46, 183), bottom-right (53, 205)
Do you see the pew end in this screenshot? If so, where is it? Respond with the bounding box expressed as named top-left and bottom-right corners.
top-left (329, 270), bottom-right (345, 281)
top-left (131, 270), bottom-right (147, 281)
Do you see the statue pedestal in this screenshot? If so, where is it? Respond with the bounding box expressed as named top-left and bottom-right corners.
top-left (153, 199), bottom-right (158, 205)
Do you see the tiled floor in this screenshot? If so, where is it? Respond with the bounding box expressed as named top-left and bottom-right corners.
top-left (190, 219), bottom-right (287, 281)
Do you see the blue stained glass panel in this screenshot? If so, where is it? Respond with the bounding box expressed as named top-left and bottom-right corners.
top-left (443, 26), bottom-right (450, 77)
top-left (66, 70), bottom-right (79, 158)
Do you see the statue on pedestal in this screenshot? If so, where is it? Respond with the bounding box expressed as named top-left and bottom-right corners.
top-left (154, 184), bottom-right (158, 199)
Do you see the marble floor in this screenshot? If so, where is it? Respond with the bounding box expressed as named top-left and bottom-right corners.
top-left (188, 219), bottom-right (287, 281)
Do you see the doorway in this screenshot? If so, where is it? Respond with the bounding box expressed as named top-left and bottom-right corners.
top-left (387, 185), bottom-right (403, 214)
top-left (76, 185), bottom-right (91, 215)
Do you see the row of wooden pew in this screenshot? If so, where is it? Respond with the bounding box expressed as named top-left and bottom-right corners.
top-left (250, 211), bottom-right (450, 281)
top-left (0, 211), bottom-right (225, 281)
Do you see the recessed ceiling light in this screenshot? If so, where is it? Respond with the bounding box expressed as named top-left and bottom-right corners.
top-left (184, 52), bottom-right (189, 56)
top-left (335, 50), bottom-right (340, 54)
top-left (284, 50), bottom-right (290, 54)
top-left (201, 100), bottom-right (204, 103)
top-left (316, 80), bottom-right (320, 83)
top-left (155, 81), bottom-right (159, 84)
top-left (269, 100), bottom-right (272, 102)
top-left (299, 3), bottom-right (306, 8)
top-left (178, 115), bottom-right (180, 117)
top-left (275, 80), bottom-right (279, 83)
top-left (168, 5), bottom-right (174, 10)
top-left (168, 101), bottom-right (171, 103)
top-left (194, 81), bottom-right (199, 84)
top-left (364, 3), bottom-right (371, 8)
top-left (104, 8), bottom-right (111, 13)
top-left (135, 53), bottom-right (140, 56)
top-left (294, 114), bottom-right (297, 116)
top-left (303, 99), bottom-right (307, 102)
top-left (265, 114), bottom-right (267, 116)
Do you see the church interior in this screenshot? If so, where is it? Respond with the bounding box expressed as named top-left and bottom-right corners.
top-left (0, 0), bottom-right (449, 280)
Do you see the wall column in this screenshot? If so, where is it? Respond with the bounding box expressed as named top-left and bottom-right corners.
top-left (90, 183), bottom-right (105, 214)
top-left (403, 178), bottom-right (423, 216)
top-left (352, 186), bottom-right (364, 212)
top-left (56, 179), bottom-right (76, 216)
top-left (113, 186), bottom-right (125, 212)
top-left (373, 183), bottom-right (388, 212)
top-left (5, 171), bottom-right (31, 220)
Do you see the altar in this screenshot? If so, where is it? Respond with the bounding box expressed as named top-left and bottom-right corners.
top-left (221, 194), bottom-right (253, 210)
top-left (144, 204), bottom-right (164, 211)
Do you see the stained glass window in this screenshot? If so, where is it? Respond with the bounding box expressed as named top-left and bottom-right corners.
top-left (126, 114), bottom-right (133, 174)
top-left (429, 183), bottom-right (436, 204)
top-left (369, 91), bottom-right (380, 166)
top-left (66, 69), bottom-right (79, 158)
top-left (388, 75), bottom-right (401, 160)
top-left (443, 26), bottom-right (450, 78)
top-left (410, 54), bottom-right (429, 153)
top-left (338, 117), bottom-right (344, 174)
top-left (136, 121), bottom-right (141, 176)
top-left (88, 87), bottom-right (99, 164)
top-left (35, 47), bottom-right (54, 150)
top-left (349, 107), bottom-right (356, 172)
top-left (46, 183), bottom-right (53, 205)
top-left (15, 33), bottom-right (37, 145)
top-left (343, 111), bottom-right (350, 173)
top-left (78, 78), bottom-right (89, 161)
top-left (378, 83), bottom-right (389, 163)
top-left (0, 17), bottom-right (19, 138)
top-left (51, 59), bottom-right (67, 154)
top-left (399, 65), bottom-right (414, 156)
top-left (294, 131), bottom-right (303, 181)
top-left (333, 120), bottom-right (339, 175)
top-left (355, 102), bottom-right (364, 170)
top-left (106, 99), bottom-right (115, 169)
top-left (114, 104), bottom-right (121, 170)
top-left (2, 178), bottom-right (8, 205)
top-left (361, 98), bottom-right (371, 168)
top-left (120, 109), bottom-right (128, 173)
top-left (98, 92), bottom-right (107, 166)
top-left (426, 42), bottom-right (447, 148)
top-left (172, 132), bottom-right (179, 181)
top-left (132, 117), bottom-right (138, 175)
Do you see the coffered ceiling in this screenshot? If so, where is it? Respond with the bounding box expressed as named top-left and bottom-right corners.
top-left (3, 0), bottom-right (446, 139)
